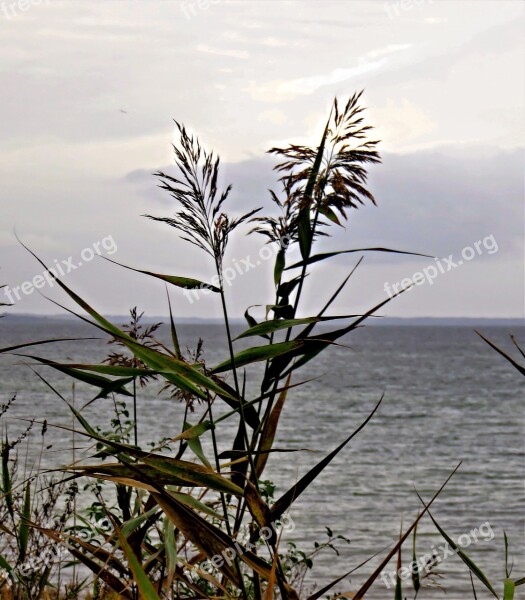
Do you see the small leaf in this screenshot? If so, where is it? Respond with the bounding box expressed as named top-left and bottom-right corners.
top-left (274, 248), bottom-right (286, 286)
top-left (184, 421), bottom-right (212, 468)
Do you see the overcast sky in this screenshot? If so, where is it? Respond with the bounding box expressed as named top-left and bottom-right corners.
top-left (0, 0), bottom-right (523, 319)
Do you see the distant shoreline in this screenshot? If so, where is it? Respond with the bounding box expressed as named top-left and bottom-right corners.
top-left (1, 313), bottom-right (523, 327)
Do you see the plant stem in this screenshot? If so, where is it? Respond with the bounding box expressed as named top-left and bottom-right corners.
top-left (207, 398), bottom-right (248, 600)
top-left (215, 259), bottom-right (260, 493)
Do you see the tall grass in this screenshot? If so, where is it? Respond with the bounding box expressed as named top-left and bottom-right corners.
top-left (0, 94), bottom-right (522, 598)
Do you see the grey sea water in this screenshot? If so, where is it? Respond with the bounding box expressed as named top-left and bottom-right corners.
top-left (1, 320), bottom-right (524, 598)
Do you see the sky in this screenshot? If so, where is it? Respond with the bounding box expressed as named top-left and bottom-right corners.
top-left (0, 0), bottom-right (523, 319)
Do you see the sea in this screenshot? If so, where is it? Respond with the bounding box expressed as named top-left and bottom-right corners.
top-left (0, 318), bottom-right (524, 599)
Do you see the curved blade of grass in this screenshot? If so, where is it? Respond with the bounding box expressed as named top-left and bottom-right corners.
top-left (103, 256), bottom-right (220, 292)
top-left (16, 239), bottom-right (231, 401)
top-left (351, 463), bottom-right (462, 600)
top-left (419, 503), bottom-right (499, 599)
top-left (0, 337), bottom-right (99, 354)
top-left (120, 506), bottom-right (159, 539)
top-left (286, 247), bottom-right (433, 270)
top-left (306, 545), bottom-right (389, 600)
top-left (475, 331), bottom-right (525, 376)
top-left (15, 354), bottom-right (134, 399)
top-left (212, 340), bottom-right (306, 373)
top-left (270, 395), bottom-right (383, 520)
top-left (0, 553), bottom-right (15, 579)
top-left (235, 315), bottom-right (369, 340)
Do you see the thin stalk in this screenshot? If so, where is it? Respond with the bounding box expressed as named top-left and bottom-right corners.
top-left (215, 258), bottom-right (260, 493)
top-left (132, 378), bottom-right (138, 447)
top-left (207, 397), bottom-right (248, 600)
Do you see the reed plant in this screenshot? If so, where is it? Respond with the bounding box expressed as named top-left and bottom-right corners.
top-left (0, 93), bottom-right (523, 598)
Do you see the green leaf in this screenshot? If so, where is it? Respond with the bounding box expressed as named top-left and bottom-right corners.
top-left (236, 318), bottom-right (316, 340)
top-left (115, 524), bottom-right (162, 600)
top-left (166, 290), bottom-right (181, 358)
top-left (120, 506), bottom-right (158, 538)
top-left (163, 517), bottom-right (177, 588)
top-left (319, 205), bottom-right (342, 226)
top-left (184, 421), bottom-right (212, 468)
top-left (274, 248), bottom-right (286, 286)
top-left (142, 456), bottom-right (244, 497)
top-left (297, 115), bottom-right (331, 259)
top-left (16, 355), bottom-right (134, 399)
top-left (18, 484), bottom-right (31, 562)
top-left (168, 490), bottom-right (224, 520)
top-left (104, 257), bottom-right (220, 292)
top-left (235, 314), bottom-right (367, 340)
top-left (212, 340), bottom-right (306, 373)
